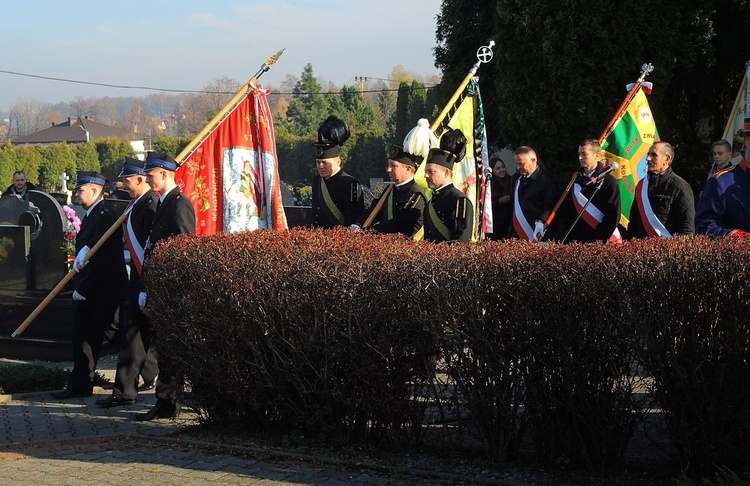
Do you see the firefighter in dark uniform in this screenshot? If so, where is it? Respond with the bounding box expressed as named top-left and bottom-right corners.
top-left (311, 115), bottom-right (364, 227)
top-left (96, 157), bottom-right (160, 408)
top-left (134, 152), bottom-right (196, 421)
top-left (354, 143), bottom-right (425, 237)
top-left (53, 171), bottom-right (128, 399)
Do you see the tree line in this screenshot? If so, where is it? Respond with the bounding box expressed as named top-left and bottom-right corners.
top-left (0, 63), bottom-right (440, 192)
top-left (3, 0), bottom-right (747, 196)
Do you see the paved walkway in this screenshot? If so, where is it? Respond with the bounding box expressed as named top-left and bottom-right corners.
top-left (0, 357), bottom-right (502, 485)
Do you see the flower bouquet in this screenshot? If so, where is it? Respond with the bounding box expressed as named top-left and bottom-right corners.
top-left (61, 205), bottom-right (81, 271)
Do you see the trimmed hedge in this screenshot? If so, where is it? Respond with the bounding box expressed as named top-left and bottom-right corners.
top-left (145, 230), bottom-right (750, 473)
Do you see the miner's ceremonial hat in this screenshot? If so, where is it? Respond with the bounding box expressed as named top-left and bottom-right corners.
top-left (314, 115), bottom-right (350, 159)
top-left (74, 171), bottom-right (107, 190)
top-left (314, 142), bottom-right (341, 159)
top-left (426, 148), bottom-right (458, 170)
top-left (389, 144), bottom-right (423, 168)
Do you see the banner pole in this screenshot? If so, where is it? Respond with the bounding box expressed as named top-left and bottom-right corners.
top-left (13, 49), bottom-right (286, 337)
top-left (722, 71), bottom-right (747, 141)
top-left (597, 63), bottom-right (653, 144)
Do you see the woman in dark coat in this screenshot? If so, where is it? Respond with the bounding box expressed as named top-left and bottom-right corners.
top-left (485, 156), bottom-right (512, 240)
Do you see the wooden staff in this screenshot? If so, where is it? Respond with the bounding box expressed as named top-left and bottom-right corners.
top-left (541, 63), bottom-right (654, 235)
top-left (597, 63), bottom-right (653, 146)
top-left (12, 208), bottom-right (130, 337)
top-left (362, 183), bottom-right (394, 229)
top-left (722, 68), bottom-right (747, 141)
top-left (542, 171), bottom-right (578, 232)
top-left (13, 49), bottom-right (286, 337)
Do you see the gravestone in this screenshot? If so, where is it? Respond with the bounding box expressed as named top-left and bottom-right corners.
top-left (0, 192), bottom-right (76, 359)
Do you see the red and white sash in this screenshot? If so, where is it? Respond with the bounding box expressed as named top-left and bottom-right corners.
top-left (123, 198), bottom-right (144, 275)
top-left (572, 183), bottom-right (622, 243)
top-left (634, 176), bottom-right (670, 238)
top-left (512, 178), bottom-right (534, 241)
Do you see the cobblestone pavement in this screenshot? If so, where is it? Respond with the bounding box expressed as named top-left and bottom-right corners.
top-left (0, 358), bottom-right (501, 485)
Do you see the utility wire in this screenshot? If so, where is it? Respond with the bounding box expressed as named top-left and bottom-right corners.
top-left (0, 68), bottom-right (436, 97)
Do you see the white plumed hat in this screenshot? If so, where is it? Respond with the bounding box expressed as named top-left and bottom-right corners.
top-left (403, 118), bottom-right (438, 160)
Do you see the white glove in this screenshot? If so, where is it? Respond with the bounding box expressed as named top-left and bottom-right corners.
top-left (138, 292), bottom-right (147, 310)
top-left (73, 245), bottom-right (90, 272)
top-left (533, 221), bottom-right (545, 242)
top-left (72, 290), bottom-right (87, 301)
top-left (349, 224), bottom-right (361, 231)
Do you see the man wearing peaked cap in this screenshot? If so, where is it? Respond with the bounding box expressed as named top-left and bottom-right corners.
top-left (311, 115), bottom-right (364, 228)
top-left (134, 151), bottom-right (196, 421)
top-left (96, 157), bottom-right (160, 408)
top-left (53, 171), bottom-right (128, 399)
top-left (423, 144), bottom-right (474, 243)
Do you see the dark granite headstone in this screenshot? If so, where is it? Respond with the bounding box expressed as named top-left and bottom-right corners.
top-left (0, 226), bottom-right (30, 291)
top-left (284, 206), bottom-right (313, 228)
top-left (27, 191), bottom-right (67, 291)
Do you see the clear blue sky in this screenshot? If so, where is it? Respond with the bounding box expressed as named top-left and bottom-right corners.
top-left (1, 0), bottom-right (442, 111)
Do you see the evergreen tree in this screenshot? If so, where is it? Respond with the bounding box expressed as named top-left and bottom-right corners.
top-left (0, 142), bottom-right (18, 189)
top-left (38, 143), bottom-right (76, 191)
top-left (434, 0), bottom-right (750, 186)
top-left (73, 142), bottom-right (101, 173)
top-left (285, 63), bottom-right (329, 137)
top-left (96, 138), bottom-right (135, 183)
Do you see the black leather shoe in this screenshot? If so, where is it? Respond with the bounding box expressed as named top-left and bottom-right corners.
top-left (52, 389), bottom-right (92, 400)
top-left (96, 395), bottom-right (136, 408)
top-left (137, 379), bottom-right (156, 392)
top-left (133, 403), bottom-right (177, 421)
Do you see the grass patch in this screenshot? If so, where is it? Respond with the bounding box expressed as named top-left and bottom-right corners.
top-left (0, 363), bottom-right (110, 394)
top-left (0, 364), bottom-right (69, 394)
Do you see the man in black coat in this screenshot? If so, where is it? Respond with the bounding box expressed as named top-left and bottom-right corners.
top-left (96, 157), bottom-right (160, 408)
top-left (423, 148), bottom-right (473, 243)
top-left (354, 144), bottom-right (425, 237)
top-left (553, 139), bottom-right (622, 243)
top-left (627, 142), bottom-right (695, 238)
top-left (134, 152), bottom-right (196, 421)
top-left (53, 171), bottom-right (128, 399)
top-left (2, 171), bottom-right (36, 199)
top-left (508, 146), bottom-right (558, 241)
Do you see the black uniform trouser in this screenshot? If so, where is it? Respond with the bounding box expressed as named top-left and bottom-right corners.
top-left (112, 302), bottom-right (159, 400)
top-left (66, 305), bottom-right (119, 395)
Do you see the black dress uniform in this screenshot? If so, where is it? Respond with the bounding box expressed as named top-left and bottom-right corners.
top-left (136, 176), bottom-right (196, 419)
top-left (110, 184), bottom-right (159, 403)
top-left (64, 175), bottom-right (128, 396)
top-left (553, 162), bottom-right (621, 243)
top-left (357, 144), bottom-right (426, 237)
top-left (143, 186), bottom-right (195, 413)
top-left (360, 179), bottom-right (425, 236)
top-left (311, 170), bottom-right (364, 228)
top-left (423, 183), bottom-right (474, 243)
top-left (133, 152), bottom-right (196, 420)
